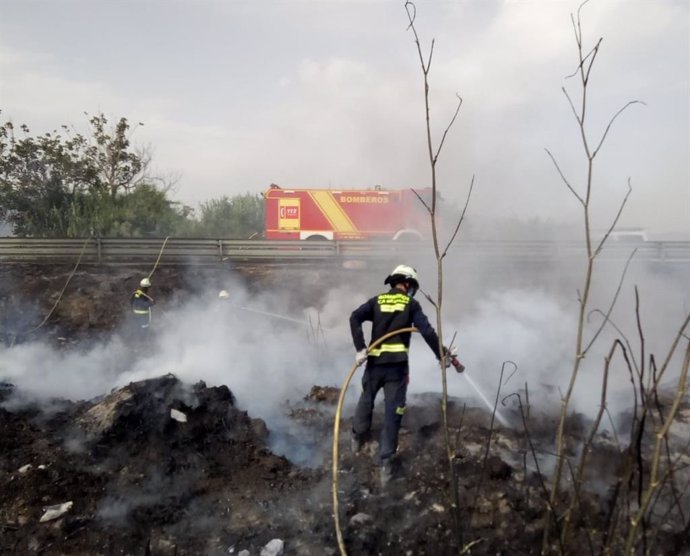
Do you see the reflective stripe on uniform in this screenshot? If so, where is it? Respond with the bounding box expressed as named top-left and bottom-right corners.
top-left (395, 406), bottom-right (406, 415)
top-left (368, 343), bottom-right (409, 357)
top-left (377, 293), bottom-right (409, 313)
top-left (377, 293), bottom-right (410, 304)
top-left (133, 309), bottom-right (150, 315)
top-left (380, 303), bottom-right (407, 313)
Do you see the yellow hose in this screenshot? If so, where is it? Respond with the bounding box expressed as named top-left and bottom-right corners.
top-left (147, 236), bottom-right (170, 279)
top-left (16, 237), bottom-right (92, 343)
top-left (332, 326), bottom-right (419, 556)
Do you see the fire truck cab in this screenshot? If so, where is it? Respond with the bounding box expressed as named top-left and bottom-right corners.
top-left (264, 184), bottom-right (431, 241)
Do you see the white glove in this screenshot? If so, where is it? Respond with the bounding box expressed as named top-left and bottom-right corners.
top-left (441, 345), bottom-right (458, 368)
top-left (355, 349), bottom-right (368, 367)
top-left (442, 345), bottom-right (465, 373)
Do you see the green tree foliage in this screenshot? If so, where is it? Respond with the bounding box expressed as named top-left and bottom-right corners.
top-left (65, 185), bottom-right (192, 237)
top-left (0, 111), bottom-right (267, 239)
top-left (0, 112), bottom-right (189, 237)
top-left (192, 194), bottom-right (264, 238)
top-left (83, 113), bottom-right (144, 197)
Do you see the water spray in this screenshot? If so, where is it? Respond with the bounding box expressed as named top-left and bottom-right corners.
top-left (461, 372), bottom-right (510, 427)
top-left (218, 288), bottom-right (331, 329)
top-left (237, 305), bottom-right (318, 327)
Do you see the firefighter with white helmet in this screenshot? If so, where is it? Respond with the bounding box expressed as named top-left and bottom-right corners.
top-left (349, 264), bottom-right (460, 485)
top-left (130, 277), bottom-right (155, 330)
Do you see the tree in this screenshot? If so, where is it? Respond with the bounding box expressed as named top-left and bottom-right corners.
top-left (70, 184), bottom-right (192, 237)
top-left (0, 112), bottom-right (186, 237)
top-left (0, 118), bottom-right (88, 235)
top-left (540, 2), bottom-right (642, 550)
top-left (81, 113), bottom-right (148, 198)
top-left (404, 3), bottom-right (474, 553)
top-left (192, 193), bottom-right (264, 238)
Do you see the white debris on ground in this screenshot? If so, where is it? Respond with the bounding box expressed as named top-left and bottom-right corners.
top-left (39, 501), bottom-right (73, 523)
top-left (170, 408), bottom-right (188, 422)
top-left (260, 538), bottom-right (284, 556)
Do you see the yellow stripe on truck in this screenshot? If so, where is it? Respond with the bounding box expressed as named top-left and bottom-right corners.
top-left (308, 191), bottom-right (358, 233)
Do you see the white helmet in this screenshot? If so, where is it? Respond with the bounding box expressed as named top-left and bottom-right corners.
top-left (218, 289), bottom-right (230, 299)
top-left (139, 277), bottom-right (151, 288)
top-left (384, 264), bottom-right (419, 288)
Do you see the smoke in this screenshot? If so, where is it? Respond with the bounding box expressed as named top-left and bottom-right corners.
top-left (114, 286), bottom-right (351, 408)
top-left (0, 336), bottom-right (129, 401)
top-left (0, 270), bottom-right (44, 346)
top-left (408, 254), bottom-right (690, 426)
top-left (0, 256), bottom-right (687, 455)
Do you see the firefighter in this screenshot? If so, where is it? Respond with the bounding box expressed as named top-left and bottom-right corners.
top-left (130, 277), bottom-right (155, 331)
top-left (350, 264), bottom-right (459, 485)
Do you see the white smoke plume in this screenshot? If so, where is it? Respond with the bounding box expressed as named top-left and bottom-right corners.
top-left (0, 256), bottom-right (687, 442)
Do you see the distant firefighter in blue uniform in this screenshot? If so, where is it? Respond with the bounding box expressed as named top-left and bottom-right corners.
top-left (130, 277), bottom-right (155, 330)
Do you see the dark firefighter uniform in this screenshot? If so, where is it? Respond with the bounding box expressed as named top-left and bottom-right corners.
top-left (130, 288), bottom-right (154, 329)
top-left (350, 289), bottom-right (443, 462)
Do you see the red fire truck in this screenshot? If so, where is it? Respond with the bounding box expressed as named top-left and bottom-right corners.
top-left (264, 184), bottom-right (432, 241)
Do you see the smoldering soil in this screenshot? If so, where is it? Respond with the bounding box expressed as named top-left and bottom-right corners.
top-left (0, 257), bottom-right (688, 554)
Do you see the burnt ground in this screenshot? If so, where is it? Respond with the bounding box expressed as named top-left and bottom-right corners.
top-left (1, 263), bottom-right (689, 555)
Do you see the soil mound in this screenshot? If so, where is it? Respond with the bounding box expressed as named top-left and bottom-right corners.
top-left (1, 264), bottom-right (688, 555)
top-left (0, 375), bottom-right (308, 555)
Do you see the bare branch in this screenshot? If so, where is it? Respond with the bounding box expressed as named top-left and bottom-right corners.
top-left (469, 360), bottom-right (509, 530)
top-left (583, 247), bottom-right (636, 353)
top-left (447, 331), bottom-right (458, 351)
top-left (563, 338), bottom-right (622, 544)
top-left (426, 38), bottom-right (435, 75)
top-left (502, 360), bottom-right (519, 385)
top-left (405, 2), bottom-right (428, 76)
top-left (588, 308), bottom-right (640, 377)
top-left (593, 101), bottom-right (646, 158)
top-left (633, 287), bottom-right (645, 391)
top-left (442, 175), bottom-right (474, 257)
top-left (434, 93), bottom-right (463, 164)
top-left (652, 312), bottom-right (690, 386)
top-left (411, 187), bottom-right (432, 214)
top-left (594, 178), bottom-right (633, 255)
top-left (404, 1), bottom-right (416, 31)
top-left (545, 148), bottom-right (584, 205)
top-left (582, 39), bottom-right (602, 85)
top-left (625, 341), bottom-right (690, 552)
top-left (404, 4), bottom-right (469, 548)
top-left (562, 86), bottom-right (583, 127)
top-left (501, 393), bottom-right (558, 519)
top-left (604, 406), bottom-right (621, 447)
top-left (564, 39), bottom-right (602, 80)
top-left (576, 0), bottom-right (593, 27)
top-left (562, 86), bottom-right (594, 161)
top-left (420, 287), bottom-right (438, 310)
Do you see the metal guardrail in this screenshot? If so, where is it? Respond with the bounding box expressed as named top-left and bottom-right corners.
top-left (0, 238), bottom-right (342, 264)
top-left (450, 241), bottom-right (690, 263)
top-left (0, 238), bottom-right (688, 265)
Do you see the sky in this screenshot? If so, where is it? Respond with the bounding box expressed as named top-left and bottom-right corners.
top-left (1, 0), bottom-right (688, 235)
